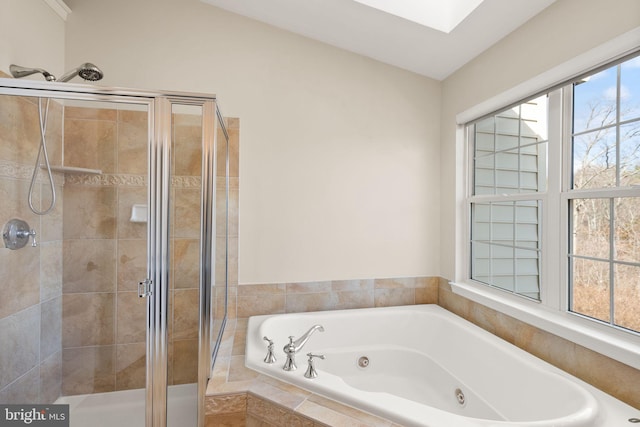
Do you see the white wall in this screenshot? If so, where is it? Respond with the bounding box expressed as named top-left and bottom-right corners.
top-left (439, 0), bottom-right (640, 280)
top-left (0, 0), bottom-right (66, 78)
top-left (63, 0), bottom-right (441, 284)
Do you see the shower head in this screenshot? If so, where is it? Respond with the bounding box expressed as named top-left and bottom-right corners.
top-left (9, 64), bottom-right (56, 81)
top-left (57, 63), bottom-right (104, 83)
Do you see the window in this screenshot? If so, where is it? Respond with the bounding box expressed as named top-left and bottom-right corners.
top-left (568, 56), bottom-right (640, 332)
top-left (469, 95), bottom-right (548, 301)
top-left (467, 53), bottom-right (640, 334)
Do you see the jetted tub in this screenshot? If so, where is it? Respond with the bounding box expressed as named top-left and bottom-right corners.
top-left (245, 305), bottom-right (638, 427)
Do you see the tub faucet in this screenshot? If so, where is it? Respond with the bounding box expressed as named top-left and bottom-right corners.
top-left (282, 324), bottom-right (324, 371)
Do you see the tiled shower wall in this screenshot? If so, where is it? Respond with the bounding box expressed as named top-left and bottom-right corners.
top-left (0, 82), bottom-right (64, 403)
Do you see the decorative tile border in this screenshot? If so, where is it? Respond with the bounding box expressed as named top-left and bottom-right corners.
top-left (1, 160), bottom-right (203, 190)
top-left (64, 173), bottom-right (147, 187)
top-left (0, 160), bottom-right (64, 185)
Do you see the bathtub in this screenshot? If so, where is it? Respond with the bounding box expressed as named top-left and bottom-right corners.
top-left (245, 305), bottom-right (638, 427)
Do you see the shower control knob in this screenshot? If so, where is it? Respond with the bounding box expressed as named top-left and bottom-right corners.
top-left (2, 219), bottom-right (36, 250)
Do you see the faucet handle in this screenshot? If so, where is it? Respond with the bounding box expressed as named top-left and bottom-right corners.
top-left (263, 336), bottom-right (276, 364)
top-left (304, 353), bottom-right (325, 379)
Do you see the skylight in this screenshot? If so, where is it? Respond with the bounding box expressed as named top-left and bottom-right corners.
top-left (351, 0), bottom-right (485, 33)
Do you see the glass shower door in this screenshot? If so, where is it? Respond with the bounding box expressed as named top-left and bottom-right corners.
top-left (0, 79), bottom-right (226, 427)
top-left (0, 86), bottom-right (151, 426)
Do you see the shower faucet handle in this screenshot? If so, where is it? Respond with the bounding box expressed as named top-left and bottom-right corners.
top-left (3, 219), bottom-right (36, 250)
top-left (28, 229), bottom-right (37, 247)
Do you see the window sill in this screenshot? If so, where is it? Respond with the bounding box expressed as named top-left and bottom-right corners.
top-left (449, 281), bottom-right (640, 371)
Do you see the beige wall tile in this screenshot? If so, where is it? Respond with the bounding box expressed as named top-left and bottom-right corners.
top-left (374, 288), bottom-right (414, 307)
top-left (226, 237), bottom-right (239, 286)
top-left (206, 392), bottom-right (247, 415)
top-left (173, 187), bottom-right (201, 239)
top-left (173, 120), bottom-right (202, 176)
top-left (172, 339), bottom-right (198, 384)
top-left (287, 282), bottom-right (332, 294)
top-left (415, 285), bottom-right (438, 304)
top-left (205, 412), bottom-right (246, 427)
top-left (64, 106), bottom-right (117, 121)
top-left (42, 99), bottom-right (63, 166)
top-left (39, 351), bottom-right (62, 403)
top-left (574, 344), bottom-right (640, 409)
top-left (116, 342), bottom-right (146, 391)
top-left (231, 319), bottom-right (247, 357)
top-left (0, 306), bottom-right (40, 390)
top-left (117, 109), bottom-right (148, 175)
top-left (40, 296), bottom-right (62, 360)
top-left (39, 182), bottom-right (63, 242)
top-left (117, 239), bottom-right (147, 291)
top-left (63, 293), bottom-right (115, 347)
top-left (63, 239), bottom-right (116, 293)
top-left (0, 94), bottom-right (40, 165)
top-left (63, 186), bottom-right (117, 239)
top-left (40, 241), bottom-right (63, 302)
top-left (237, 295), bottom-right (285, 318)
top-left (216, 184), bottom-right (239, 238)
top-left (0, 244), bottom-right (40, 319)
top-left (0, 367), bottom-right (39, 404)
top-left (436, 280), bottom-right (640, 409)
top-left (173, 289), bottom-right (199, 340)
top-left (334, 290), bottom-right (374, 310)
top-left (116, 292), bottom-right (146, 344)
top-left (173, 239), bottom-right (200, 289)
top-left (286, 292), bottom-right (337, 313)
top-left (64, 118), bottom-right (117, 173)
top-left (0, 178), bottom-right (41, 229)
top-left (228, 356), bottom-right (259, 383)
top-left (62, 345), bottom-right (115, 395)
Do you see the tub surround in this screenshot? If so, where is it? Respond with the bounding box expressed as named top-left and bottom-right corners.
top-left (206, 276), bottom-right (639, 426)
top-left (244, 305), bottom-right (633, 426)
top-left (438, 280), bottom-right (640, 410)
top-left (206, 275), bottom-right (440, 426)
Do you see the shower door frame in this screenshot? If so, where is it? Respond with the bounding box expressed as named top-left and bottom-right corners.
top-left (150, 96), bottom-right (220, 427)
top-left (0, 78), bottom-right (225, 427)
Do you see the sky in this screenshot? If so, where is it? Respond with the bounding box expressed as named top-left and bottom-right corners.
top-left (572, 54), bottom-right (640, 178)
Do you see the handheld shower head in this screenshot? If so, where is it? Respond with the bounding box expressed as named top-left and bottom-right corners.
top-left (10, 64), bottom-right (56, 81)
top-left (57, 63), bottom-right (104, 83)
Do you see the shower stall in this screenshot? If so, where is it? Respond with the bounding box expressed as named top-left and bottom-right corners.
top-left (0, 75), bottom-right (230, 427)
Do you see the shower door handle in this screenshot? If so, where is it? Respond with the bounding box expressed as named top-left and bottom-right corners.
top-left (138, 278), bottom-right (153, 298)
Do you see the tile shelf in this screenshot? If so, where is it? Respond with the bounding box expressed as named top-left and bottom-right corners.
top-left (40, 165), bottom-right (102, 175)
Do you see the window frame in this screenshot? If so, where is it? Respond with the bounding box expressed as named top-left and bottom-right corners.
top-left (467, 94), bottom-right (550, 302)
top-left (564, 76), bottom-right (640, 333)
top-left (453, 28), bottom-right (640, 371)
